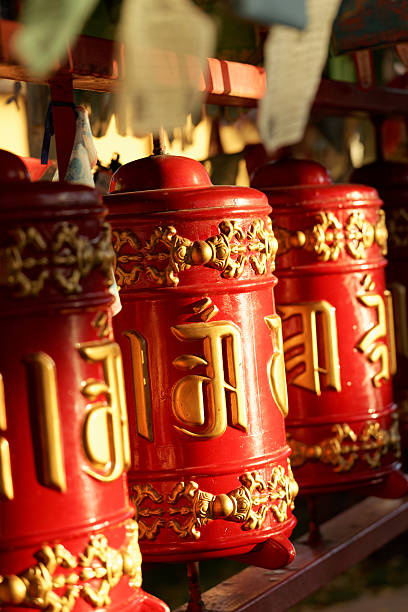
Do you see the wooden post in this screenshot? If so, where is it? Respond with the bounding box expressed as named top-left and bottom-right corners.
top-left (48, 73), bottom-right (76, 180)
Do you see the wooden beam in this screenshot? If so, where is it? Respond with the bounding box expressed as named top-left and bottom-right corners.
top-left (174, 496), bottom-right (408, 612)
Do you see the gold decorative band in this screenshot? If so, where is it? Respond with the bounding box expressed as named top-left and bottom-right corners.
top-left (131, 459), bottom-right (298, 541)
top-left (113, 217), bottom-right (278, 288)
top-left (0, 520), bottom-right (141, 610)
top-left (288, 418), bottom-right (400, 472)
top-left (0, 222), bottom-right (114, 298)
top-left (275, 210), bottom-right (387, 261)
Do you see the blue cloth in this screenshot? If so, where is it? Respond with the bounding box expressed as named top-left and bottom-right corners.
top-left (229, 0), bottom-right (307, 29)
top-left (41, 101), bottom-right (78, 165)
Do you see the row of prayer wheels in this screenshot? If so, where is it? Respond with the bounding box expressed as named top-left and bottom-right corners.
top-left (0, 148), bottom-right (407, 612)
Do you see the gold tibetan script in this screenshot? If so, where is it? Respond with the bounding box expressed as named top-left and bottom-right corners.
top-left (264, 315), bottom-right (289, 417)
top-left (0, 373), bottom-right (13, 499)
top-left (77, 340), bottom-right (131, 482)
top-left (279, 301), bottom-right (341, 395)
top-left (0, 341), bottom-right (130, 498)
top-left (171, 321), bottom-right (247, 438)
top-left (123, 330), bottom-right (153, 441)
top-left (356, 276), bottom-right (396, 387)
top-left (24, 353), bottom-right (67, 493)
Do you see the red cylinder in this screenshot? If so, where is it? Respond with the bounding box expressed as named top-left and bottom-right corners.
top-left (252, 159), bottom-right (408, 497)
top-left (0, 151), bottom-right (168, 612)
top-left (105, 154), bottom-right (298, 567)
top-left (352, 161), bottom-right (408, 462)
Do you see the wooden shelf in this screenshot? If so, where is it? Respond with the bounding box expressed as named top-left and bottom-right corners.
top-left (2, 19), bottom-right (408, 114)
top-left (0, 19), bottom-right (265, 106)
top-left (174, 496), bottom-right (408, 612)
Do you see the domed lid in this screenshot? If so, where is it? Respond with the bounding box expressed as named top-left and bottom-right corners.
top-left (251, 159), bottom-right (332, 189)
top-left (0, 149), bottom-right (30, 183)
top-left (110, 154), bottom-right (212, 193)
top-left (351, 160), bottom-right (408, 189)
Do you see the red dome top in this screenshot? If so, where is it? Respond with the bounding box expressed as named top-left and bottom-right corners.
top-left (110, 154), bottom-right (212, 193)
top-left (251, 159), bottom-right (332, 188)
top-left (0, 150), bottom-right (30, 183)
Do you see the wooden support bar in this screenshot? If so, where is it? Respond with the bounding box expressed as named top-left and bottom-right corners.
top-left (49, 75), bottom-right (76, 180)
top-left (174, 496), bottom-right (408, 612)
top-left (2, 19), bottom-right (408, 113)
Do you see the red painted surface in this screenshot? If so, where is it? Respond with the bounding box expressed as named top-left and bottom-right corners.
top-left (105, 154), bottom-right (296, 566)
top-left (0, 151), bottom-right (168, 612)
top-left (252, 159), bottom-right (408, 496)
top-left (352, 161), bottom-right (408, 462)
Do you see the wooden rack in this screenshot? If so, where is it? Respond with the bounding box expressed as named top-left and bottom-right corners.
top-left (175, 496), bottom-right (408, 611)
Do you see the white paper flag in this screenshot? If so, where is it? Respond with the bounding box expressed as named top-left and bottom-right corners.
top-left (259, 0), bottom-right (342, 152)
top-left (117, 0), bottom-right (215, 136)
top-left (13, 0), bottom-right (98, 78)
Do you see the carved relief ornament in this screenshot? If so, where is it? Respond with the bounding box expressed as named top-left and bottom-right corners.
top-left (131, 460), bottom-right (298, 541)
top-left (288, 418), bottom-right (400, 472)
top-left (0, 520), bottom-right (141, 611)
top-left (0, 222), bottom-right (113, 298)
top-left (275, 210), bottom-right (387, 261)
top-left (113, 218), bottom-right (278, 288)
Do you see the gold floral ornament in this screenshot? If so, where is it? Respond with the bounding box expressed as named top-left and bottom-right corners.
top-left (0, 222), bottom-right (113, 298)
top-left (161, 461), bottom-right (297, 540)
top-left (288, 418), bottom-right (400, 472)
top-left (374, 210), bottom-right (388, 255)
top-left (130, 483), bottom-right (165, 540)
top-left (0, 520), bottom-right (142, 611)
top-left (111, 230), bottom-right (143, 287)
top-left (275, 212), bottom-right (344, 261)
top-left (113, 218), bottom-right (278, 288)
top-left (311, 212), bottom-right (344, 261)
top-left (247, 218), bottom-right (278, 274)
top-left (344, 212), bottom-right (375, 259)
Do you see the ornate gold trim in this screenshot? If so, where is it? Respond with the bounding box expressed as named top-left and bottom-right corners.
top-left (0, 222), bottom-right (113, 297)
top-left (0, 520), bottom-right (142, 610)
top-left (345, 212), bottom-right (374, 259)
top-left (275, 211), bottom-right (387, 261)
top-left (288, 418), bottom-right (400, 472)
top-left (113, 218), bottom-right (278, 288)
top-left (131, 484), bottom-right (165, 540)
top-left (131, 461), bottom-right (298, 540)
top-left (374, 210), bottom-right (388, 255)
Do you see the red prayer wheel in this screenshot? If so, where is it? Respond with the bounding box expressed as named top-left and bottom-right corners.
top-left (0, 150), bottom-right (168, 612)
top-left (105, 153), bottom-right (298, 568)
top-left (352, 161), bottom-right (408, 462)
top-left (251, 159), bottom-right (408, 497)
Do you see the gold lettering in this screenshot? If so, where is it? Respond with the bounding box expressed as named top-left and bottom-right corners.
top-left (279, 301), bottom-right (341, 395)
top-left (171, 321), bottom-right (247, 438)
top-left (264, 315), bottom-right (289, 417)
top-left (384, 290), bottom-right (397, 376)
top-left (77, 340), bottom-right (130, 482)
top-left (388, 283), bottom-right (408, 361)
top-left (123, 331), bottom-right (153, 441)
top-left (0, 374), bottom-right (13, 500)
top-left (357, 288), bottom-right (391, 387)
top-left (24, 353), bottom-right (66, 493)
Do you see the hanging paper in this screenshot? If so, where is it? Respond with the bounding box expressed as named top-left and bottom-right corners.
top-left (117, 0), bottom-right (216, 135)
top-left (258, 0), bottom-right (342, 152)
top-left (13, 0), bottom-right (98, 78)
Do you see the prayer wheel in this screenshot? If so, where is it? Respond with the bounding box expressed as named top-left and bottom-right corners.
top-left (106, 153), bottom-right (298, 567)
top-left (252, 159), bottom-right (408, 497)
top-left (352, 161), bottom-right (408, 463)
top-left (0, 150), bottom-right (168, 612)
